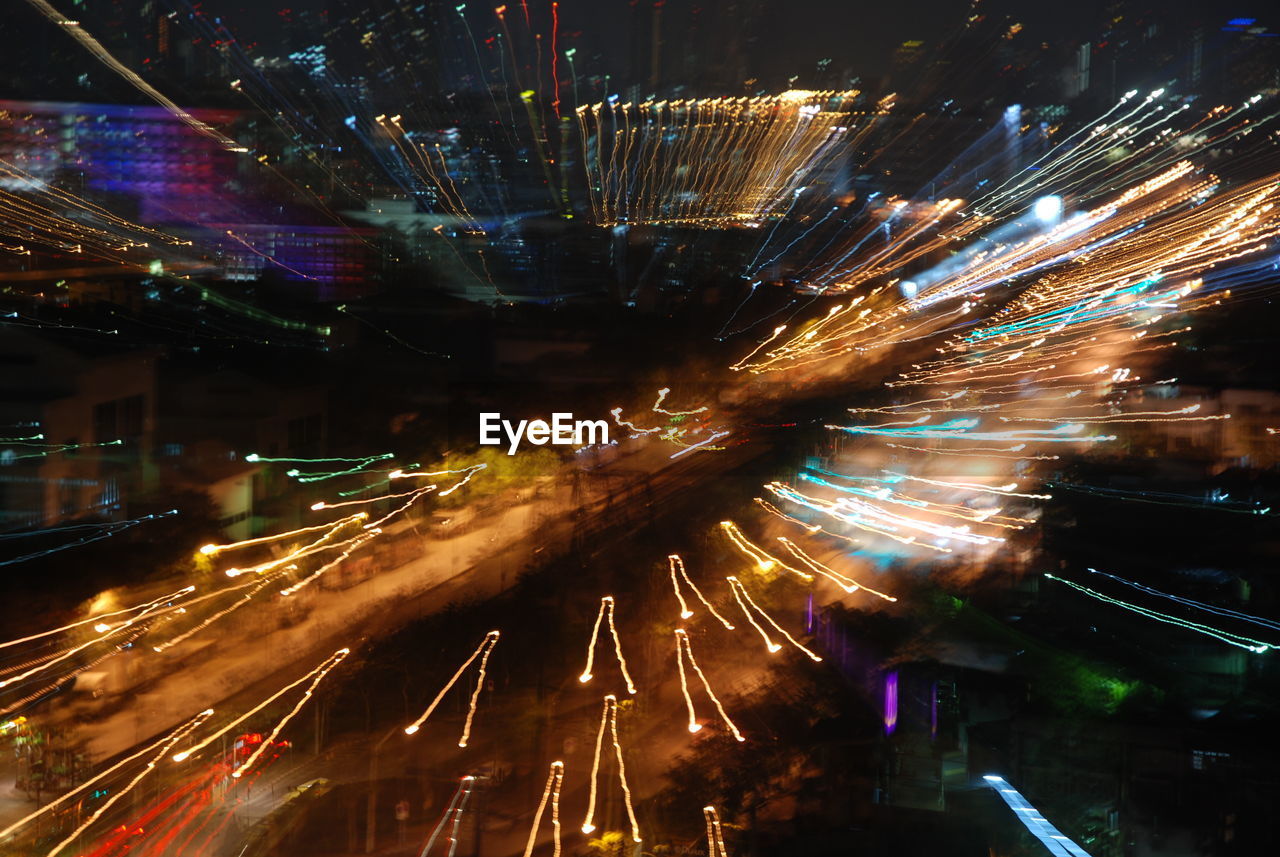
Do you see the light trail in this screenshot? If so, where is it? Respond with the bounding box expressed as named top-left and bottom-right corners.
top-left (521, 761), bottom-right (565, 857)
top-left (1045, 574), bottom-right (1272, 652)
top-left (581, 694), bottom-right (609, 836)
top-left (578, 91), bottom-right (859, 228)
top-left (200, 513), bottom-right (367, 557)
top-left (445, 777), bottom-right (477, 857)
top-left (223, 515), bottom-right (379, 579)
top-left (610, 406), bottom-right (664, 435)
top-left (363, 486), bottom-right (439, 528)
top-left (704, 806), bottom-right (730, 857)
top-left (420, 776), bottom-right (477, 857)
top-left (310, 486), bottom-right (433, 511)
top-left (720, 521), bottom-right (812, 581)
top-left (45, 709), bottom-right (215, 857)
top-left (173, 648), bottom-right (351, 762)
top-left (1047, 484), bottom-right (1271, 515)
top-left (668, 556), bottom-right (694, 619)
top-left (243, 451), bottom-right (395, 483)
top-left (580, 695), bottom-right (641, 842)
top-left (652, 387), bottom-right (708, 417)
top-left (727, 577), bottom-right (823, 662)
top-left (0, 626), bottom-right (148, 718)
top-left (151, 577), bottom-right (279, 652)
top-left (279, 532), bottom-right (380, 596)
top-left (405, 631), bottom-right (502, 735)
top-left (669, 430), bottom-right (732, 460)
top-left (983, 774), bottom-right (1092, 857)
top-left (0, 710), bottom-right (211, 841)
top-left (668, 555), bottom-right (735, 629)
top-left (775, 537), bottom-right (896, 601)
top-left (0, 585), bottom-right (193, 650)
top-left (375, 115), bottom-right (484, 232)
top-left (752, 497), bottom-right (861, 544)
top-left (0, 594), bottom-right (178, 689)
top-left (674, 628), bottom-right (702, 734)
top-left (232, 648), bottom-right (350, 778)
top-left (20, 0), bottom-right (242, 150)
top-left (387, 463), bottom-right (488, 493)
top-left (438, 464), bottom-right (488, 496)
top-left (457, 628), bottom-right (498, 747)
top-left (0, 510), bottom-right (177, 568)
top-left (1087, 568), bottom-right (1280, 631)
top-left (727, 576), bottom-right (782, 653)
top-left (420, 779), bottom-right (465, 857)
top-left (578, 596), bottom-right (636, 694)
top-left (675, 630), bottom-right (745, 741)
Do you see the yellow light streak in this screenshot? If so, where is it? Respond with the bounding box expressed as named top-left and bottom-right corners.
top-left (405, 631), bottom-right (501, 736)
top-left (578, 596), bottom-right (636, 694)
top-left (727, 577), bottom-right (823, 662)
top-left (704, 806), bottom-right (730, 857)
top-left (675, 630), bottom-right (745, 741)
top-left (719, 521), bottom-right (812, 581)
top-left (199, 513), bottom-right (366, 556)
top-left (0, 585), bottom-right (194, 650)
top-left (521, 761), bottom-right (565, 857)
top-left (152, 577), bottom-right (276, 652)
top-left (0, 596), bottom-right (172, 689)
top-left (279, 531), bottom-right (379, 596)
top-left (581, 695), bottom-right (608, 835)
top-left (668, 555), bottom-right (735, 629)
top-left (173, 648), bottom-right (349, 762)
top-left (668, 555), bottom-right (694, 619)
top-left (776, 537), bottom-right (897, 601)
top-left (458, 628), bottom-right (498, 748)
top-left (233, 648), bottom-right (350, 777)
top-left (579, 695), bottom-right (641, 842)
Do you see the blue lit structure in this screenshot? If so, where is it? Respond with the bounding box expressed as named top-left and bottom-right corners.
top-left (0, 100), bottom-right (375, 296)
top-left (983, 775), bottom-right (1093, 857)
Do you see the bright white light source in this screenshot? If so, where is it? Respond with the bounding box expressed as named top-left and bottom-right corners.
top-left (1033, 195), bottom-right (1063, 223)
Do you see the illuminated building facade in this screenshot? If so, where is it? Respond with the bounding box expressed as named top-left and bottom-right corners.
top-left (0, 99), bottom-right (377, 296)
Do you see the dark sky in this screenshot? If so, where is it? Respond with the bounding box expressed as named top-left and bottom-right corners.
top-left (171, 0), bottom-right (1280, 87)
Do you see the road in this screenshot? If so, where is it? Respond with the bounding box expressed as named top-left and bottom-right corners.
top-left (7, 429), bottom-right (770, 783)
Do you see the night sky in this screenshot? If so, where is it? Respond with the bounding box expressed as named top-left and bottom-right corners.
top-left (192, 0), bottom-right (1277, 85)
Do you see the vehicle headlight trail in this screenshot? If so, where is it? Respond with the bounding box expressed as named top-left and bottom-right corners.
top-left (45, 709), bottom-right (215, 857)
top-left (775, 537), bottom-right (896, 601)
top-left (720, 521), bottom-right (813, 582)
top-left (0, 710), bottom-right (211, 842)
